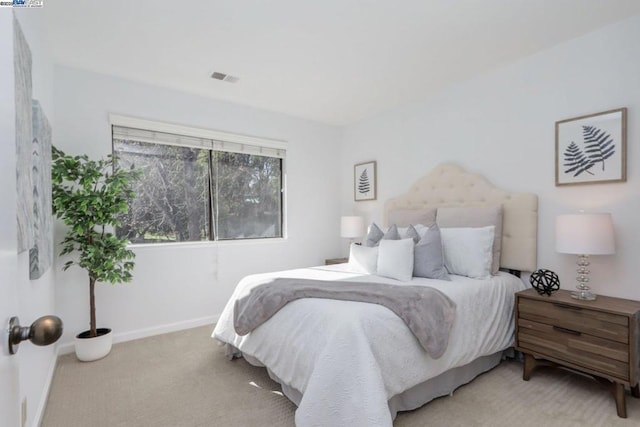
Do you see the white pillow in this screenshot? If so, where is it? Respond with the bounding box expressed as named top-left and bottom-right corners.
top-left (440, 226), bottom-right (495, 279)
top-left (348, 243), bottom-right (378, 274)
top-left (437, 206), bottom-right (502, 274)
top-left (377, 238), bottom-right (414, 281)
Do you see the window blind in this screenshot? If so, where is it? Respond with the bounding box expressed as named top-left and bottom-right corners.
top-left (110, 116), bottom-right (287, 159)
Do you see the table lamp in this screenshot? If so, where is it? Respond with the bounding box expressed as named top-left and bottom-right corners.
top-left (340, 216), bottom-right (364, 249)
top-left (555, 213), bottom-right (615, 300)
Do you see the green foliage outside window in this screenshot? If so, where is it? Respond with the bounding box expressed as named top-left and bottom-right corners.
top-left (113, 140), bottom-right (283, 243)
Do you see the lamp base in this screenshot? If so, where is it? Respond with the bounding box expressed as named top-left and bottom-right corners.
top-left (571, 254), bottom-right (597, 301)
top-left (571, 290), bottom-right (597, 301)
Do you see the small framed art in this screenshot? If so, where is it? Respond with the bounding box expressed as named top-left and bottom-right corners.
top-left (354, 161), bottom-right (376, 201)
top-left (555, 108), bottom-right (627, 186)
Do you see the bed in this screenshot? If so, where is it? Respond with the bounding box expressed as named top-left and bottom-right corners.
top-left (212, 163), bottom-right (538, 426)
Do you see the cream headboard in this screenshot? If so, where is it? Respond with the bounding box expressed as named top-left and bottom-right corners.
top-left (384, 163), bottom-right (538, 272)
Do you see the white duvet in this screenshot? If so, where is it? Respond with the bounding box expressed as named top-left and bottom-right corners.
top-left (212, 264), bottom-right (525, 426)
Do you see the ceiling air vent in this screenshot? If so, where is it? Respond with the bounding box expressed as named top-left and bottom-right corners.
top-left (210, 71), bottom-right (239, 83)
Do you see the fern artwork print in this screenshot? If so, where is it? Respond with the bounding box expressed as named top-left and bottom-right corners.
top-left (555, 108), bottom-right (627, 186)
top-left (354, 160), bottom-right (377, 201)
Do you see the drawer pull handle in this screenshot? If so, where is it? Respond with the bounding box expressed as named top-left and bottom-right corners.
top-left (553, 303), bottom-right (583, 311)
top-left (553, 326), bottom-right (581, 336)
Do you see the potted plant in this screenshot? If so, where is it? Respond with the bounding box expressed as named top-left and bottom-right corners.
top-left (51, 146), bottom-right (140, 361)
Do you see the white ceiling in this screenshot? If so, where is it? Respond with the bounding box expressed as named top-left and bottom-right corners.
top-left (43, 1), bottom-right (640, 126)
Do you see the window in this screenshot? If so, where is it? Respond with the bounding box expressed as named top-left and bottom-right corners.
top-left (111, 117), bottom-right (285, 244)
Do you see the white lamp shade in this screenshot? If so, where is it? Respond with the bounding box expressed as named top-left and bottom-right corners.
top-left (340, 216), bottom-right (364, 238)
top-left (556, 213), bottom-right (615, 255)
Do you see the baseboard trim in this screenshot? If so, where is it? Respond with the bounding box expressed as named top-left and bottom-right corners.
top-left (56, 315), bottom-right (220, 356)
top-left (32, 351), bottom-right (58, 427)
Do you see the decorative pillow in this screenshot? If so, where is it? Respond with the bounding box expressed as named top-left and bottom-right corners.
top-left (399, 224), bottom-right (428, 239)
top-left (348, 243), bottom-right (378, 274)
top-left (405, 224), bottom-right (421, 244)
top-left (365, 223), bottom-right (400, 247)
top-left (414, 224), bottom-right (430, 239)
top-left (384, 224), bottom-right (401, 240)
top-left (436, 206), bottom-right (503, 274)
top-left (440, 226), bottom-right (495, 279)
top-left (364, 223), bottom-right (384, 247)
top-left (388, 208), bottom-right (437, 227)
top-left (377, 238), bottom-right (415, 281)
top-left (413, 224), bottom-right (450, 281)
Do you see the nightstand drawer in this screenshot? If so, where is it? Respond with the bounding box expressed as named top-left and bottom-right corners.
top-left (518, 318), bottom-right (629, 380)
top-left (518, 298), bottom-right (629, 344)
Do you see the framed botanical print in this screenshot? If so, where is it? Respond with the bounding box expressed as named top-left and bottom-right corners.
top-left (555, 108), bottom-right (627, 186)
top-left (354, 161), bottom-right (376, 201)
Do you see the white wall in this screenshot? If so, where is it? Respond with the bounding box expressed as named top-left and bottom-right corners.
top-left (11, 9), bottom-right (58, 427)
top-left (53, 66), bottom-right (342, 348)
top-left (340, 15), bottom-right (640, 301)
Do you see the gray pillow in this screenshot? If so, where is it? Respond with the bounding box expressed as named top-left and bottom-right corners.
top-left (413, 224), bottom-right (450, 281)
top-left (365, 223), bottom-right (401, 247)
top-left (365, 223), bottom-right (384, 247)
top-left (405, 224), bottom-right (421, 244)
top-left (384, 224), bottom-right (401, 241)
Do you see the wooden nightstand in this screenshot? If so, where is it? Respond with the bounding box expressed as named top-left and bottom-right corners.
top-left (515, 288), bottom-right (640, 418)
top-left (325, 257), bottom-right (348, 265)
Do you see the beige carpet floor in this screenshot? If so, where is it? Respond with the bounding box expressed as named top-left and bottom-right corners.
top-left (42, 326), bottom-right (640, 427)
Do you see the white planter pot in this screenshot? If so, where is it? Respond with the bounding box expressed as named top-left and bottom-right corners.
top-left (75, 328), bottom-right (113, 362)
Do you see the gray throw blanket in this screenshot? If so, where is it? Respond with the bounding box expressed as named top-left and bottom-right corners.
top-left (234, 278), bottom-right (456, 359)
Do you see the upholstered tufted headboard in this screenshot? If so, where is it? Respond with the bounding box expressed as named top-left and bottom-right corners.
top-left (384, 163), bottom-right (538, 272)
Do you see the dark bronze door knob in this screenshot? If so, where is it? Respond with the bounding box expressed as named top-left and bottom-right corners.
top-left (8, 315), bottom-right (64, 354)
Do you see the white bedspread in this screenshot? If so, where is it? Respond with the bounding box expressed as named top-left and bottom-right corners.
top-left (212, 264), bottom-right (525, 427)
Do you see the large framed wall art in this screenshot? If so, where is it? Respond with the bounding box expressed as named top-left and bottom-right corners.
top-left (555, 108), bottom-right (627, 186)
top-left (14, 16), bottom-right (53, 279)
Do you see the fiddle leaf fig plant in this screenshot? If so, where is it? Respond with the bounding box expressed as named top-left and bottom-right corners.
top-left (52, 146), bottom-right (140, 338)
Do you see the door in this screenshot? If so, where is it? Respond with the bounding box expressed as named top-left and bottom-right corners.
top-left (0, 12), bottom-right (22, 427)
